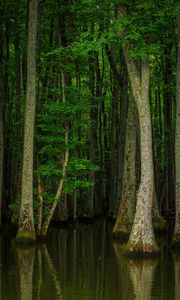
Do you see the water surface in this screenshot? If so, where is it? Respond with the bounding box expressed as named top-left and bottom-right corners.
top-left (0, 221), bottom-right (178, 299)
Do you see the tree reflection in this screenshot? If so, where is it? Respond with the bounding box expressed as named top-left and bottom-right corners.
top-left (16, 245), bottom-right (35, 300)
top-left (0, 235), bottom-right (1, 300)
top-left (113, 242), bottom-right (134, 300)
top-left (14, 242), bottom-right (63, 300)
top-left (127, 259), bottom-right (157, 300)
top-left (42, 244), bottom-right (63, 299)
top-left (113, 242), bottom-right (158, 300)
top-left (173, 253), bottom-right (180, 300)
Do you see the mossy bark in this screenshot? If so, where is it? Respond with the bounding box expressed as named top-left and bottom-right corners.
top-left (172, 8), bottom-right (180, 248)
top-left (113, 94), bottom-right (137, 237)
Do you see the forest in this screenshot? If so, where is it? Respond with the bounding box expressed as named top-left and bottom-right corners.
top-left (0, 0), bottom-right (179, 257)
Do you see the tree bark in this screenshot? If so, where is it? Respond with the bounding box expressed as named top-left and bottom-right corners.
top-left (116, 6), bottom-right (159, 254)
top-left (123, 49), bottom-right (158, 255)
top-left (172, 8), bottom-right (180, 247)
top-left (113, 93), bottom-right (137, 236)
top-left (0, 4), bottom-right (4, 227)
top-left (16, 0), bottom-right (38, 243)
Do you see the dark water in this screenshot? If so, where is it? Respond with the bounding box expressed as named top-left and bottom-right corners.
top-left (0, 220), bottom-right (179, 300)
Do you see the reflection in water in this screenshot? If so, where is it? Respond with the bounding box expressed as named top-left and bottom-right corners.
top-left (173, 253), bottom-right (180, 300)
top-left (113, 242), bottom-right (158, 300)
top-left (15, 243), bottom-right (63, 300)
top-left (127, 259), bottom-right (157, 300)
top-left (0, 222), bottom-right (179, 300)
top-left (0, 235), bottom-right (1, 300)
top-left (15, 245), bottom-right (35, 300)
top-left (113, 243), bottom-right (134, 300)
top-left (43, 245), bottom-right (63, 299)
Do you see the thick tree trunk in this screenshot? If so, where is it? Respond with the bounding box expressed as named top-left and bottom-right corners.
top-left (122, 46), bottom-right (158, 256)
top-left (113, 94), bottom-right (137, 236)
top-left (16, 0), bottom-right (38, 243)
top-left (172, 9), bottom-right (180, 247)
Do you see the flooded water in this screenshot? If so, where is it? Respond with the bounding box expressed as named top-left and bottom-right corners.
top-left (0, 220), bottom-right (179, 300)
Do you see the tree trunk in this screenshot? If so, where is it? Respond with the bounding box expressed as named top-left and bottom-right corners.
top-left (40, 70), bottom-right (69, 237)
top-left (116, 3), bottom-right (158, 257)
top-left (115, 64), bottom-right (129, 217)
top-left (0, 5), bottom-right (4, 227)
top-left (172, 8), bottom-right (180, 247)
top-left (108, 82), bottom-right (119, 217)
top-left (113, 94), bottom-right (137, 236)
top-left (122, 45), bottom-right (158, 256)
top-left (10, 1), bottom-right (22, 225)
top-left (16, 0), bottom-right (38, 243)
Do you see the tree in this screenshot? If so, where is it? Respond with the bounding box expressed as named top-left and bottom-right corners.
top-left (0, 1), bottom-right (4, 227)
top-left (16, 0), bottom-right (38, 243)
top-left (172, 5), bottom-right (180, 247)
top-left (117, 5), bottom-right (159, 256)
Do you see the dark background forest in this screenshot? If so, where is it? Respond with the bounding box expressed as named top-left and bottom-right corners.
top-left (0, 0), bottom-right (179, 255)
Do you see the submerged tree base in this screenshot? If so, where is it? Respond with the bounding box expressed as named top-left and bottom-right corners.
top-left (113, 223), bottom-right (132, 235)
top-left (123, 242), bottom-right (160, 259)
top-left (171, 234), bottom-right (180, 250)
top-left (112, 226), bottom-right (131, 243)
top-left (16, 230), bottom-right (36, 244)
top-left (153, 218), bottom-right (167, 233)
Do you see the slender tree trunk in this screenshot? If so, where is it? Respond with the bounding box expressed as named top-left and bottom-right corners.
top-left (16, 0), bottom-right (38, 243)
top-left (10, 1), bottom-right (22, 225)
top-left (58, 70), bottom-right (68, 223)
top-left (40, 70), bottom-right (69, 237)
top-left (115, 64), bottom-right (129, 217)
top-left (172, 9), bottom-right (180, 247)
top-left (163, 47), bottom-right (175, 214)
top-left (94, 51), bottom-right (103, 216)
top-left (113, 94), bottom-right (137, 236)
top-left (108, 83), bottom-right (119, 217)
top-left (88, 48), bottom-right (96, 218)
top-left (0, 5), bottom-right (4, 227)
